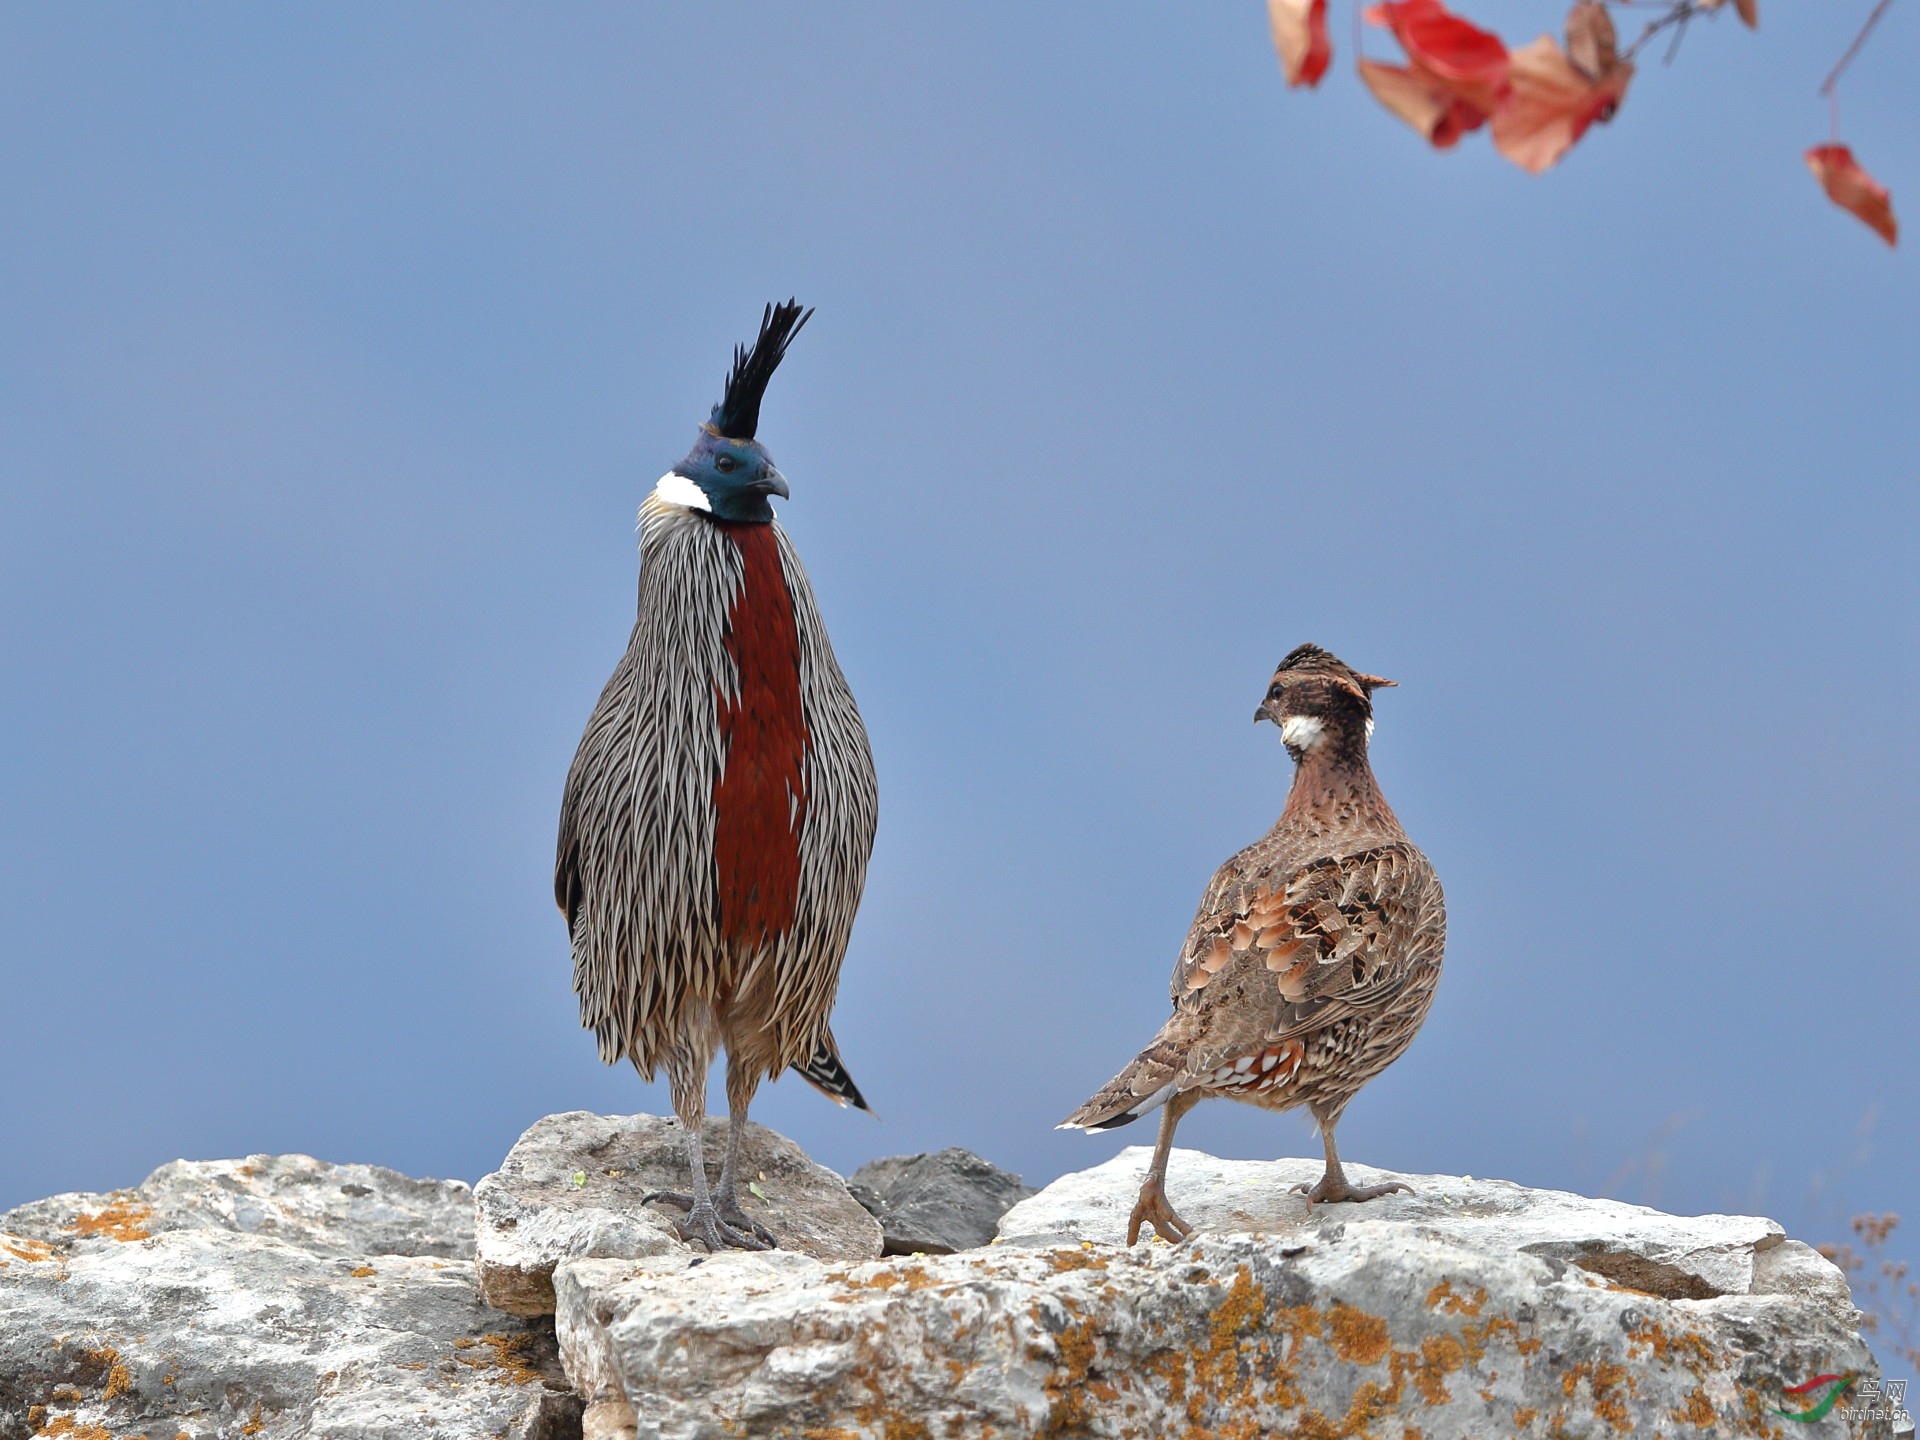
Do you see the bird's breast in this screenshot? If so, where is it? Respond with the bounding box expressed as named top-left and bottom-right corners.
top-left (711, 521), bottom-right (809, 949)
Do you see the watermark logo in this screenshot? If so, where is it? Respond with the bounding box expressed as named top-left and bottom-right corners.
top-left (1769, 1372), bottom-right (1910, 1426)
top-left (1770, 1373), bottom-right (1855, 1423)
top-left (1842, 1377), bottom-right (1909, 1427)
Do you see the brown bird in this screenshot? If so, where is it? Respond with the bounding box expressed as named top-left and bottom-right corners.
top-left (1060, 644), bottom-right (1446, 1244)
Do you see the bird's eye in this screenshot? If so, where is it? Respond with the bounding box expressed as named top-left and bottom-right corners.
top-left (1268, 684), bottom-right (1284, 700)
top-left (715, 455), bottom-right (738, 473)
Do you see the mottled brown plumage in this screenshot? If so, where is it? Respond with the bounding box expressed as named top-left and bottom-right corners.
top-left (1062, 644), bottom-right (1445, 1242)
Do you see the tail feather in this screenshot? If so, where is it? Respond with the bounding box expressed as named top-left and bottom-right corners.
top-left (791, 1034), bottom-right (874, 1115)
top-left (1059, 1036), bottom-right (1186, 1132)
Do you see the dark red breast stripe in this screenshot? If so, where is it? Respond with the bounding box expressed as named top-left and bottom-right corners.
top-left (712, 522), bottom-right (809, 948)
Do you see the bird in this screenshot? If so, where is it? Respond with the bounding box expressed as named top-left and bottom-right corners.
top-left (555, 301), bottom-right (878, 1252)
top-left (1060, 643), bottom-right (1446, 1244)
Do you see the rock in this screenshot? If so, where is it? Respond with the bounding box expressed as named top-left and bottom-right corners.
top-left (996, 1147), bottom-right (1787, 1299)
top-left (846, 1147), bottom-right (1036, 1255)
top-left (474, 1111), bottom-right (882, 1317)
top-left (0, 1154), bottom-right (579, 1440)
top-left (550, 1147), bottom-right (1894, 1439)
top-left (2, 1153), bottom-right (474, 1261)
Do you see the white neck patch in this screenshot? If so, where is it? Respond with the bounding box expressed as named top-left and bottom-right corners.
top-left (1281, 715), bottom-right (1327, 751)
top-left (651, 471), bottom-right (712, 513)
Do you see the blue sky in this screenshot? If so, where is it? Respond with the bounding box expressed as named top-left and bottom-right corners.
top-left (2, 4), bottom-right (1914, 1259)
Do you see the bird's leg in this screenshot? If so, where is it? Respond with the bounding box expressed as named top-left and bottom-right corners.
top-left (642, 1031), bottom-right (770, 1252)
top-left (1128, 1092), bottom-right (1198, 1245)
top-left (713, 1058), bottom-right (776, 1247)
top-left (1293, 1105), bottom-right (1413, 1210)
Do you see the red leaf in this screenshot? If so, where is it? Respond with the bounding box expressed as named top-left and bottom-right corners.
top-left (1805, 145), bottom-right (1898, 246)
top-left (1365, 0), bottom-right (1510, 106)
top-left (1269, 0), bottom-right (1332, 88)
top-left (1491, 36), bottom-right (1632, 174)
top-left (1357, 59), bottom-right (1491, 148)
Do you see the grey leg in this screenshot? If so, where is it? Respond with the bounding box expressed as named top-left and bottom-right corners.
top-left (642, 1028), bottom-right (770, 1252)
top-left (713, 1057), bottom-right (776, 1247)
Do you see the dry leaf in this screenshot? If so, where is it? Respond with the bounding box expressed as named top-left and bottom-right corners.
top-left (1360, 0), bottom-right (1508, 146)
top-left (1564, 1), bottom-right (1617, 81)
top-left (1698, 0), bottom-right (1758, 27)
top-left (1269, 0), bottom-right (1333, 88)
top-left (1357, 59), bottom-right (1490, 147)
top-left (1805, 144), bottom-right (1897, 246)
top-left (1365, 0), bottom-right (1510, 106)
top-left (1491, 35), bottom-right (1632, 174)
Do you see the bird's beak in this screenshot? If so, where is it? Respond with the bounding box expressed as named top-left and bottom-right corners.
top-left (756, 469), bottom-right (790, 500)
top-left (1254, 702), bottom-right (1273, 726)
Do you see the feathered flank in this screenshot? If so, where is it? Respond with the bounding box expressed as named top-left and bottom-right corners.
top-left (710, 300), bottom-right (814, 441)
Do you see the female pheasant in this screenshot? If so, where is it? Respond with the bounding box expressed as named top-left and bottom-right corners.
top-left (556, 302), bottom-right (877, 1252)
top-left (1062, 644), bottom-right (1445, 1244)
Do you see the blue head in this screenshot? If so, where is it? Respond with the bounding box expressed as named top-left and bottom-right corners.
top-left (661, 300), bottom-right (812, 524)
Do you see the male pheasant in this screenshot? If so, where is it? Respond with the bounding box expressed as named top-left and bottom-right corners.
top-left (1062, 644), bottom-right (1445, 1244)
top-left (556, 302), bottom-right (877, 1252)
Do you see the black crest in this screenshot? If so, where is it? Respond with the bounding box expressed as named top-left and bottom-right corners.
top-left (709, 299), bottom-right (813, 441)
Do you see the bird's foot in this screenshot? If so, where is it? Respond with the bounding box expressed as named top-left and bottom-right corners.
top-left (712, 1187), bottom-right (779, 1248)
top-left (1290, 1174), bottom-right (1413, 1211)
top-left (1126, 1179), bottom-right (1194, 1246)
top-left (641, 1191), bottom-right (774, 1252)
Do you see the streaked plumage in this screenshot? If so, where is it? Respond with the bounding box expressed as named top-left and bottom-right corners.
top-left (556, 302), bottom-right (877, 1250)
top-left (1061, 644), bottom-right (1445, 1243)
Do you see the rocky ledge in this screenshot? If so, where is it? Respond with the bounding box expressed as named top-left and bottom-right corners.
top-left (2, 1118), bottom-right (1902, 1440)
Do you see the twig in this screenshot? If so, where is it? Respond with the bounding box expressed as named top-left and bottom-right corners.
top-left (1617, 1), bottom-right (1711, 63)
top-left (1823, 0), bottom-right (1898, 95)
top-left (1821, 0), bottom-right (1897, 140)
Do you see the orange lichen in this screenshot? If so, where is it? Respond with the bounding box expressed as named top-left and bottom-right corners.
top-left (3, 1235), bottom-right (56, 1263)
top-left (1412, 1333), bottom-right (1467, 1405)
top-left (1328, 1303), bottom-right (1392, 1366)
top-left (1423, 1280), bottom-right (1486, 1317)
top-left (1039, 1318), bottom-right (1103, 1437)
top-left (1047, 1247), bottom-right (1111, 1274)
top-left (476, 1332), bottom-right (544, 1385)
top-left (1627, 1317), bottom-right (1715, 1377)
top-left (1514, 1406), bottom-right (1538, 1427)
top-left (1560, 1360), bottom-right (1635, 1434)
top-left (67, 1200), bottom-right (152, 1243)
top-left (350, 1266), bottom-right (376, 1278)
top-left (239, 1401), bottom-right (266, 1434)
top-left (33, 1417), bottom-right (112, 1440)
top-left (102, 1360), bottom-right (133, 1401)
top-left (1671, 1386), bottom-right (1718, 1427)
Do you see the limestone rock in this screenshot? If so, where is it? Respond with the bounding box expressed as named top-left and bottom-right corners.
top-left (552, 1147), bottom-right (1893, 1439)
top-left (0, 1155), bottom-right (579, 1440)
top-left (998, 1146), bottom-right (1787, 1299)
top-left (847, 1147), bottom-right (1036, 1255)
top-left (2, 1152), bottom-right (474, 1261)
top-left (474, 1111), bottom-right (882, 1317)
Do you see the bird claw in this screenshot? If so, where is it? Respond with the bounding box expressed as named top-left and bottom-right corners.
top-left (1126, 1181), bottom-right (1194, 1246)
top-left (1291, 1176), bottom-right (1413, 1211)
top-left (642, 1191), bottom-right (777, 1251)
